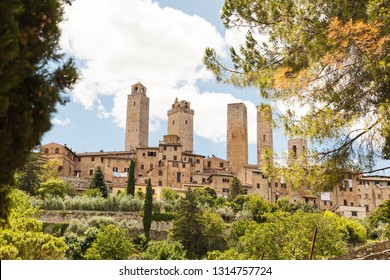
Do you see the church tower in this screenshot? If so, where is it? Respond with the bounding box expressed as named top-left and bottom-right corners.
top-left (288, 138), bottom-right (307, 166)
top-left (125, 82), bottom-right (149, 151)
top-left (257, 104), bottom-right (273, 167)
top-left (227, 103), bottom-right (248, 174)
top-left (167, 98), bottom-right (194, 153)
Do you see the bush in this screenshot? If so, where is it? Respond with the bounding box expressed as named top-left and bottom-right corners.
top-left (216, 206), bottom-right (235, 222)
top-left (141, 240), bottom-right (187, 260)
top-left (66, 218), bottom-right (89, 235)
top-left (87, 216), bottom-right (115, 229)
top-left (118, 220), bottom-right (140, 240)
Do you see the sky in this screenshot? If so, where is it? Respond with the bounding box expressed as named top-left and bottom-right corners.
top-left (42, 0), bottom-right (288, 163)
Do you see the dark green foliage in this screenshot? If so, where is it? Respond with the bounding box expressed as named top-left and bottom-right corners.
top-left (0, 0), bottom-right (78, 225)
top-left (88, 166), bottom-right (108, 198)
top-left (170, 188), bottom-right (207, 259)
top-left (143, 178), bottom-right (153, 241)
top-left (126, 159), bottom-right (136, 196)
top-left (14, 152), bottom-right (46, 195)
top-left (228, 177), bottom-right (244, 201)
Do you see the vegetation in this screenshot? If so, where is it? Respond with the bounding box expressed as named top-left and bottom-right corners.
top-left (228, 177), bottom-right (244, 201)
top-left (88, 166), bottom-right (108, 198)
top-left (0, 0), bottom-right (78, 224)
top-left (204, 0), bottom-right (390, 190)
top-left (141, 240), bottom-right (187, 260)
top-left (143, 178), bottom-right (153, 241)
top-left (170, 188), bottom-right (207, 259)
top-left (126, 160), bottom-right (136, 196)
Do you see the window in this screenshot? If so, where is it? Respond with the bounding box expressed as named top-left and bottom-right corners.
top-left (78, 157), bottom-right (81, 162)
top-left (358, 181), bottom-right (363, 185)
top-left (158, 181), bottom-right (162, 186)
top-left (148, 151), bottom-right (156, 157)
top-left (158, 170), bottom-right (163, 176)
top-left (164, 145), bottom-right (167, 151)
top-left (150, 163), bottom-right (153, 170)
top-left (350, 202), bottom-right (354, 206)
top-left (207, 161), bottom-right (211, 168)
top-left (182, 163), bottom-right (186, 168)
top-left (141, 164), bottom-right (144, 170)
top-left (257, 183), bottom-right (260, 189)
top-left (351, 211), bottom-right (358, 217)
top-left (222, 188), bottom-right (229, 193)
top-left (176, 172), bottom-right (181, 183)
top-left (243, 189), bottom-right (248, 195)
top-left (196, 159), bottom-right (200, 164)
top-left (202, 178), bottom-right (206, 183)
top-left (292, 145), bottom-right (297, 157)
top-left (358, 194), bottom-right (362, 198)
top-left (142, 153), bottom-right (146, 156)
top-left (275, 182), bottom-right (278, 188)
top-left (89, 169), bottom-right (93, 176)
top-left (134, 101), bottom-right (135, 106)
top-left (44, 148), bottom-right (49, 154)
top-left (145, 179), bottom-right (148, 184)
top-left (190, 176), bottom-right (193, 182)
top-left (343, 199), bottom-right (347, 206)
top-left (174, 146), bottom-right (177, 151)
top-left (91, 156), bottom-right (94, 161)
top-left (124, 168), bottom-right (129, 173)
top-left (324, 201), bottom-right (327, 206)
top-left (222, 178), bottom-right (230, 183)
top-left (220, 162), bottom-right (224, 168)
top-left (163, 155), bottom-right (166, 160)
top-left (113, 167), bottom-right (118, 172)
top-left (378, 193), bottom-right (382, 199)
top-left (281, 183), bottom-right (287, 188)
top-left (263, 135), bottom-right (266, 141)
top-left (55, 148), bottom-right (60, 154)
top-left (173, 120), bottom-right (175, 125)
top-left (174, 156), bottom-right (177, 161)
top-left (172, 162), bottom-right (178, 167)
top-left (330, 201), bottom-right (333, 206)
top-left (185, 120), bottom-right (188, 124)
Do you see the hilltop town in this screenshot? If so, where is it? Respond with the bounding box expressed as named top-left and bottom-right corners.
top-left (42, 82), bottom-right (390, 218)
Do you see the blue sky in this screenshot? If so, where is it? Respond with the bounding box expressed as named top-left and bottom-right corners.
top-left (42, 0), bottom-right (290, 163)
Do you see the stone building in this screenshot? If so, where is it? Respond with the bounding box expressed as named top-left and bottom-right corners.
top-left (167, 98), bottom-right (194, 153)
top-left (40, 82), bottom-right (390, 217)
top-left (227, 103), bottom-right (248, 174)
top-left (125, 82), bottom-right (149, 151)
top-left (257, 104), bottom-right (273, 166)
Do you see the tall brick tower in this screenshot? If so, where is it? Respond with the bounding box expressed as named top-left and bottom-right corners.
top-left (257, 104), bottom-right (273, 167)
top-left (124, 82), bottom-right (149, 151)
top-left (167, 98), bottom-right (194, 153)
top-left (288, 138), bottom-right (307, 166)
top-left (227, 103), bottom-right (248, 174)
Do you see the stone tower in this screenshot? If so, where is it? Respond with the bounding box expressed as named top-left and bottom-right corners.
top-left (167, 98), bottom-right (194, 153)
top-left (257, 104), bottom-right (273, 167)
top-left (227, 103), bottom-right (248, 174)
top-left (124, 82), bottom-right (149, 151)
top-left (288, 138), bottom-right (307, 165)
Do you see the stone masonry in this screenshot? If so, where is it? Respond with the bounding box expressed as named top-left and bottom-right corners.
top-left (227, 103), bottom-right (248, 174)
top-left (125, 82), bottom-right (149, 151)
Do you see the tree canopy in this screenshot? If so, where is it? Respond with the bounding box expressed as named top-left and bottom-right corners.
top-left (204, 0), bottom-right (390, 190)
top-left (0, 0), bottom-right (78, 225)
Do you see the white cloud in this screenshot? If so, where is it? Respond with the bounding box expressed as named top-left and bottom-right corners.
top-left (60, 0), bottom-right (258, 144)
top-left (52, 118), bottom-right (71, 126)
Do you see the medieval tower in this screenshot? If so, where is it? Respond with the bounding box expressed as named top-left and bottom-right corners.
top-left (124, 82), bottom-right (149, 151)
top-left (167, 98), bottom-right (194, 153)
top-left (288, 138), bottom-right (307, 166)
top-left (257, 104), bottom-right (273, 167)
top-left (227, 103), bottom-right (248, 174)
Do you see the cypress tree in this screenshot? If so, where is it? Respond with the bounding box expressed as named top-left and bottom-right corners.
top-left (89, 166), bottom-right (108, 198)
top-left (228, 177), bottom-right (244, 201)
top-left (126, 159), bottom-right (136, 196)
top-left (143, 178), bottom-right (153, 241)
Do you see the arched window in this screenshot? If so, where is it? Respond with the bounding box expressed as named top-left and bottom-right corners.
top-left (44, 148), bottom-right (49, 154)
top-left (55, 148), bottom-right (60, 154)
top-left (292, 145), bottom-right (297, 158)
